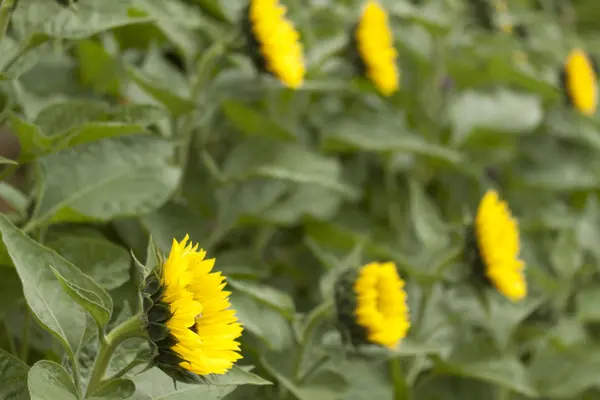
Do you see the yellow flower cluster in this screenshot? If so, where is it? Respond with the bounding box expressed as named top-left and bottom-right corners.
top-left (247, 0), bottom-right (305, 88)
top-left (354, 0), bottom-right (399, 96)
top-left (561, 48), bottom-right (598, 116)
top-left (353, 262), bottom-right (410, 349)
top-left (475, 190), bottom-right (527, 302)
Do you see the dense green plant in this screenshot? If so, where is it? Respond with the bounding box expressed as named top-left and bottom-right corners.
top-left (2, 0), bottom-right (600, 399)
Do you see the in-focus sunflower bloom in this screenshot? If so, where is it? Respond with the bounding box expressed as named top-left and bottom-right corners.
top-left (142, 235), bottom-right (243, 382)
top-left (353, 0), bottom-right (399, 96)
top-left (473, 190), bottom-right (526, 302)
top-left (335, 262), bottom-right (410, 350)
top-left (560, 48), bottom-right (598, 116)
top-left (244, 0), bottom-right (305, 88)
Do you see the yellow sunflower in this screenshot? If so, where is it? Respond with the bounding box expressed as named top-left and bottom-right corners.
top-left (354, 0), bottom-right (399, 96)
top-left (245, 0), bottom-right (305, 88)
top-left (560, 48), bottom-right (598, 116)
top-left (474, 190), bottom-right (526, 302)
top-left (335, 262), bottom-right (410, 350)
top-left (142, 235), bottom-right (243, 382)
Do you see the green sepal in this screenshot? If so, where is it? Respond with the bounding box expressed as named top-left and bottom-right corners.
top-left (333, 268), bottom-right (369, 347)
top-left (147, 303), bottom-right (171, 324)
top-left (142, 294), bottom-right (153, 314)
top-left (157, 364), bottom-right (208, 384)
top-left (143, 275), bottom-right (161, 297)
top-left (147, 322), bottom-right (170, 342)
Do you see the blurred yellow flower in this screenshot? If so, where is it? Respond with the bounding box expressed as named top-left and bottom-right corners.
top-left (561, 48), bottom-right (598, 116)
top-left (353, 262), bottom-right (410, 349)
top-left (354, 0), bottom-right (399, 96)
top-left (247, 0), bottom-right (305, 88)
top-left (142, 235), bottom-right (243, 382)
top-left (475, 190), bottom-right (526, 302)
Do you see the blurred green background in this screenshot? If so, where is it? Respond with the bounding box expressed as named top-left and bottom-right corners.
top-left (2, 0), bottom-right (600, 399)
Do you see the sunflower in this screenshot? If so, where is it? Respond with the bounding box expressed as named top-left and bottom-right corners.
top-left (560, 48), bottom-right (598, 116)
top-left (473, 189), bottom-right (526, 302)
top-left (243, 0), bottom-right (305, 88)
top-left (353, 0), bottom-right (399, 96)
top-left (335, 262), bottom-right (410, 350)
top-left (142, 235), bottom-right (243, 382)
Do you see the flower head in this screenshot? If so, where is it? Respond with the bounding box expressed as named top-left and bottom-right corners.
top-left (244, 0), bottom-right (305, 88)
top-left (142, 235), bottom-right (243, 382)
top-left (335, 262), bottom-right (410, 350)
top-left (473, 190), bottom-right (526, 302)
top-left (353, 0), bottom-right (399, 96)
top-left (560, 48), bottom-right (598, 116)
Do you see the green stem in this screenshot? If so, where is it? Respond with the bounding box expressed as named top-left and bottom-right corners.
top-left (0, 0), bottom-right (16, 44)
top-left (19, 310), bottom-right (30, 362)
top-left (3, 321), bottom-right (17, 356)
top-left (390, 356), bottom-right (410, 400)
top-left (84, 315), bottom-right (146, 397)
top-left (293, 302), bottom-right (333, 382)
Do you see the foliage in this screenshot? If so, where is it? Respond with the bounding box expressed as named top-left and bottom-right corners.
top-left (0, 0), bottom-right (599, 399)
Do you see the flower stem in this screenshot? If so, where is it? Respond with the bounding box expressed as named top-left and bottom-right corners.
top-left (293, 301), bottom-right (333, 382)
top-left (0, 0), bottom-right (16, 44)
top-left (84, 315), bottom-right (146, 397)
top-left (389, 356), bottom-right (411, 400)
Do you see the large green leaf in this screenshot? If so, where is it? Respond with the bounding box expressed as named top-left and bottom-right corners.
top-left (30, 135), bottom-right (181, 228)
top-left (13, 0), bottom-right (152, 40)
top-left (222, 100), bottom-right (296, 140)
top-left (221, 138), bottom-right (358, 198)
top-left (130, 366), bottom-right (267, 400)
top-left (0, 215), bottom-right (112, 353)
top-left (449, 89), bottom-right (543, 145)
top-left (27, 361), bottom-right (78, 400)
top-left (45, 232), bottom-right (131, 290)
top-left (88, 379), bottom-right (136, 400)
top-left (0, 349), bottom-right (29, 400)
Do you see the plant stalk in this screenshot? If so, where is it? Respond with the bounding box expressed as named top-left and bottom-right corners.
top-left (84, 315), bottom-right (146, 397)
top-left (0, 0), bottom-right (16, 45)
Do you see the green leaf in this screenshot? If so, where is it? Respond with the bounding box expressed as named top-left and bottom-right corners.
top-left (89, 379), bottom-right (136, 400)
top-left (435, 336), bottom-right (538, 397)
top-left (0, 215), bottom-right (109, 354)
top-left (13, 0), bottom-right (153, 40)
top-left (261, 351), bottom-right (348, 400)
top-left (46, 231), bottom-right (131, 290)
top-left (27, 361), bottom-right (78, 400)
top-left (34, 100), bottom-right (109, 136)
top-left (321, 113), bottom-right (462, 164)
top-left (228, 279), bottom-right (295, 318)
top-left (577, 287), bottom-right (600, 323)
top-left (9, 113), bottom-right (51, 162)
top-left (208, 366), bottom-right (271, 386)
top-left (77, 39), bottom-right (120, 96)
top-left (409, 180), bottom-right (449, 249)
top-left (550, 230), bottom-right (582, 279)
top-left (30, 135), bottom-right (181, 228)
top-left (221, 138), bottom-right (358, 198)
top-left (529, 345), bottom-right (600, 398)
top-left (127, 64), bottom-right (194, 117)
top-left (139, 201), bottom-right (212, 253)
top-left (449, 89), bottom-right (543, 145)
top-left (0, 348), bottom-right (29, 400)
top-left (0, 267), bottom-right (24, 320)
top-left (49, 265), bottom-right (113, 329)
top-left (230, 292), bottom-right (294, 351)
top-left (0, 183), bottom-right (29, 218)
top-left (108, 104), bottom-right (169, 126)
top-left (222, 100), bottom-right (296, 140)
top-left (131, 367), bottom-right (240, 400)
